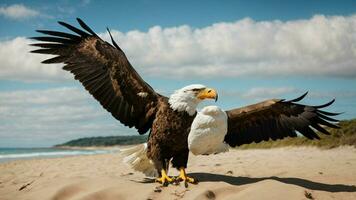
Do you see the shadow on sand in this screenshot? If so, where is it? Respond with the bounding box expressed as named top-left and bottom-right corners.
top-left (188, 172), bottom-right (356, 192)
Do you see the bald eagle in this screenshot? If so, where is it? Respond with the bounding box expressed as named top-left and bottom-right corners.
top-left (31, 18), bottom-right (340, 186)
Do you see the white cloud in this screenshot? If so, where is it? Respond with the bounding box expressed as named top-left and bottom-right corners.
top-left (0, 87), bottom-right (99, 125)
top-left (103, 14), bottom-right (356, 79)
top-left (0, 87), bottom-right (86, 105)
top-left (0, 14), bottom-right (356, 82)
top-left (0, 37), bottom-right (70, 82)
top-left (0, 87), bottom-right (136, 147)
top-left (0, 4), bottom-right (40, 20)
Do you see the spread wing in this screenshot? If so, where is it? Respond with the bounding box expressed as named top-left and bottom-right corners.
top-left (224, 92), bottom-right (340, 147)
top-left (31, 18), bottom-right (160, 134)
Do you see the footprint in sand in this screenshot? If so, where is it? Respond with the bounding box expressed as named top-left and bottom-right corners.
top-left (204, 190), bottom-right (216, 200)
top-left (225, 170), bottom-right (233, 175)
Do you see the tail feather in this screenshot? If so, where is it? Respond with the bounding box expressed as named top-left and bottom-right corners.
top-left (121, 143), bottom-right (158, 177)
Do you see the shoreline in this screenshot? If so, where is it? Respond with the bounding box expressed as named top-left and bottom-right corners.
top-left (0, 146), bottom-right (124, 164)
top-left (53, 144), bottom-right (138, 150)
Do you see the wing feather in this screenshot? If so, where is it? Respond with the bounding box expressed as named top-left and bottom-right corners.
top-left (31, 18), bottom-right (160, 134)
top-left (225, 94), bottom-right (340, 147)
top-left (36, 30), bottom-right (81, 40)
top-left (58, 20), bottom-right (90, 37)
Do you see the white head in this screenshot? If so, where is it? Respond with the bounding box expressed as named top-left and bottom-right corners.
top-left (168, 84), bottom-right (218, 116)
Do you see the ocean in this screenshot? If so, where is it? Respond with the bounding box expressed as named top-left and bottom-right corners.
top-left (0, 147), bottom-right (115, 163)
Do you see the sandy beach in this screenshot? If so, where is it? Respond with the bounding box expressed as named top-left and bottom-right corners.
top-left (0, 146), bottom-right (355, 200)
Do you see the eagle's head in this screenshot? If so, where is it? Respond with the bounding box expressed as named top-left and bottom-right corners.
top-left (168, 84), bottom-right (218, 116)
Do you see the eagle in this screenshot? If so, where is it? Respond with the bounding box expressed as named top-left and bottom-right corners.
top-left (31, 18), bottom-right (340, 187)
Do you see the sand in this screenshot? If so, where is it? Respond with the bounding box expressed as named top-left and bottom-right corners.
top-left (1, 146), bottom-right (356, 200)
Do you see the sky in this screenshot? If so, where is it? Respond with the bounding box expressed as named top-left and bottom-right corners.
top-left (0, 0), bottom-right (355, 147)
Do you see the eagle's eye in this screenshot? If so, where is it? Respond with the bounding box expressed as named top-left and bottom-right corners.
top-left (191, 88), bottom-right (203, 92)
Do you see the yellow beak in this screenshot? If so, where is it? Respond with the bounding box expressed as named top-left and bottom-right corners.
top-left (197, 88), bottom-right (218, 102)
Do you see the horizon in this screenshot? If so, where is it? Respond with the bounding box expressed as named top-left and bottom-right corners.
top-left (0, 0), bottom-right (356, 147)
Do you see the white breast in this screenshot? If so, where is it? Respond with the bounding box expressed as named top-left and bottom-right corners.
top-left (188, 105), bottom-right (229, 155)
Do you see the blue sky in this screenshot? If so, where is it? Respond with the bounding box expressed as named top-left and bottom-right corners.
top-left (0, 0), bottom-right (355, 147)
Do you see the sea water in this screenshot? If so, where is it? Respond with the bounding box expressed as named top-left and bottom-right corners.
top-left (0, 147), bottom-right (114, 163)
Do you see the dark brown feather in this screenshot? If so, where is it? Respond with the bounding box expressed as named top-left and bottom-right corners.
top-left (31, 18), bottom-right (160, 134)
top-left (106, 27), bottom-right (122, 51)
top-left (36, 30), bottom-right (81, 40)
top-left (30, 43), bottom-right (68, 49)
top-left (225, 94), bottom-right (340, 147)
top-left (30, 36), bottom-right (75, 44)
top-left (76, 18), bottom-right (98, 37)
top-left (42, 56), bottom-right (67, 64)
top-left (58, 21), bottom-right (90, 37)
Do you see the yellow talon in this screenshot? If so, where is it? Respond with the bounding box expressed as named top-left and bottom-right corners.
top-left (156, 169), bottom-right (174, 186)
top-left (176, 167), bottom-right (198, 187)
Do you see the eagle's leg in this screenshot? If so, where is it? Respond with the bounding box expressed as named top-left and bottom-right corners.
top-left (155, 159), bottom-right (174, 186)
top-left (176, 167), bottom-right (198, 186)
top-left (155, 169), bottom-right (174, 186)
top-left (171, 149), bottom-right (197, 186)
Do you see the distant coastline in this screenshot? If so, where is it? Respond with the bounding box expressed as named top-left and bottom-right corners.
top-left (55, 135), bottom-right (148, 147)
